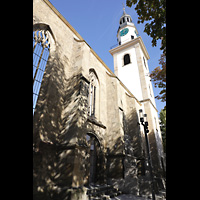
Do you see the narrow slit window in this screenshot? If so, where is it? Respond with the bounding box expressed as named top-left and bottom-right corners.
top-left (88, 71), bottom-right (98, 117)
top-left (89, 85), bottom-right (95, 116)
top-left (143, 57), bottom-right (147, 69)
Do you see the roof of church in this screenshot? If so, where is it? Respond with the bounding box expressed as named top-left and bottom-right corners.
top-left (118, 7), bottom-right (134, 33)
top-left (119, 7), bottom-right (133, 24)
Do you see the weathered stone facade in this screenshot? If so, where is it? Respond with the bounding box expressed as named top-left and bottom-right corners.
top-left (33, 0), bottom-right (166, 199)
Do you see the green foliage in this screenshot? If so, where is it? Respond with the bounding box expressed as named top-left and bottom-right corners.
top-left (126, 0), bottom-right (166, 109)
top-left (126, 0), bottom-right (166, 53)
top-left (150, 53), bottom-right (166, 103)
top-left (159, 109), bottom-right (166, 153)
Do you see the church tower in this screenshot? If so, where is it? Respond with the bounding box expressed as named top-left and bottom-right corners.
top-left (117, 7), bottom-right (139, 45)
top-left (109, 7), bottom-right (165, 184)
top-left (109, 7), bottom-right (155, 105)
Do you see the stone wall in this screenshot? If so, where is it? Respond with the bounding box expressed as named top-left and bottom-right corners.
top-left (33, 1), bottom-right (165, 199)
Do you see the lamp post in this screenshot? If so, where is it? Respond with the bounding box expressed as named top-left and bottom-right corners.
top-left (139, 109), bottom-right (156, 200)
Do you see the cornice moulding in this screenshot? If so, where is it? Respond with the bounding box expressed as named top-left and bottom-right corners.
top-left (109, 36), bottom-right (150, 60)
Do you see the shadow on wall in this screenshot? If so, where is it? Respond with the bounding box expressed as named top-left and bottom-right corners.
top-left (123, 109), bottom-right (162, 195)
top-left (107, 107), bottom-right (162, 196)
top-left (106, 106), bottom-right (143, 157)
top-left (60, 73), bottom-right (89, 144)
top-left (33, 144), bottom-right (75, 200)
top-left (33, 49), bottom-right (68, 147)
top-left (33, 49), bottom-right (90, 199)
top-left (107, 107), bottom-right (145, 195)
top-left (148, 129), bottom-right (165, 187)
top-left (123, 108), bottom-right (143, 158)
top-left (33, 45), bottom-right (88, 147)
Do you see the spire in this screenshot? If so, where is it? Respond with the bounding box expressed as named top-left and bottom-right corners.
top-left (119, 6), bottom-right (132, 25)
top-left (122, 3), bottom-right (126, 15)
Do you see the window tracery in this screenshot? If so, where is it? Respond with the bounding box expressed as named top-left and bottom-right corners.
top-left (33, 29), bottom-right (50, 114)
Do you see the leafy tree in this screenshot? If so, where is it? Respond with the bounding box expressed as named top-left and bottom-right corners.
top-left (126, 0), bottom-right (166, 106)
top-left (126, 0), bottom-right (166, 53)
top-left (150, 53), bottom-right (166, 104)
top-left (159, 109), bottom-right (166, 153)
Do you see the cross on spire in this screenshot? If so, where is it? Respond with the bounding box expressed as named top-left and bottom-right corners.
top-left (122, 3), bottom-right (126, 15)
top-left (122, 3), bottom-right (125, 10)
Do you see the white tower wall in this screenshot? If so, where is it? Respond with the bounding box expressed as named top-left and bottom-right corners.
top-left (114, 45), bottom-right (143, 101)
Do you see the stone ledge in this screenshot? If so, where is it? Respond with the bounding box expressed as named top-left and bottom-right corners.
top-left (87, 116), bottom-right (106, 129)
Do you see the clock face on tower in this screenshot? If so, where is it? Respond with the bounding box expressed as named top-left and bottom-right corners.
top-left (120, 28), bottom-right (129, 36)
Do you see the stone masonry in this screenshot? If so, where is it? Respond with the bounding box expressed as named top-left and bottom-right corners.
top-left (33, 0), bottom-right (166, 199)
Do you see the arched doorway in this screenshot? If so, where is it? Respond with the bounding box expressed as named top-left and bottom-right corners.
top-left (86, 133), bottom-right (103, 185)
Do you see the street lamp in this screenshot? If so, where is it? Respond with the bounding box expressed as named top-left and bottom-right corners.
top-left (139, 109), bottom-right (156, 200)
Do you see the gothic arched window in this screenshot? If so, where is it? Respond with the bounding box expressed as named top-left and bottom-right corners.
top-left (88, 70), bottom-right (99, 117)
top-left (124, 54), bottom-right (130, 66)
top-left (33, 29), bottom-right (50, 114)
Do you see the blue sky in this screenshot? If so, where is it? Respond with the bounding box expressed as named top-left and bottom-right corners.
top-left (49, 0), bottom-right (165, 113)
